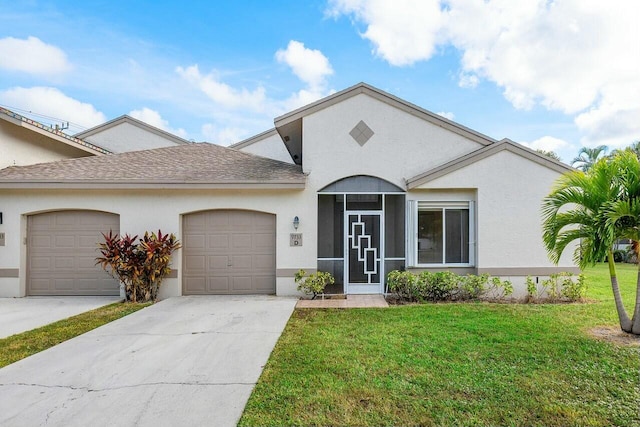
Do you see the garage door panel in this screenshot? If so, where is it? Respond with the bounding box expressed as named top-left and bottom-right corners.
top-left (54, 257), bottom-right (75, 269)
top-left (183, 210), bottom-right (275, 295)
top-left (255, 276), bottom-right (276, 291)
top-left (231, 255), bottom-right (252, 269)
top-left (184, 277), bottom-right (206, 293)
top-left (254, 233), bottom-right (275, 250)
top-left (209, 255), bottom-right (229, 270)
top-left (254, 254), bottom-right (275, 269)
top-left (78, 234), bottom-right (100, 249)
top-left (210, 276), bottom-right (230, 292)
top-left (31, 235), bottom-right (52, 249)
top-left (184, 234), bottom-right (206, 249)
top-left (208, 234), bottom-right (229, 251)
top-left (27, 211), bottom-right (120, 296)
top-left (231, 276), bottom-right (253, 291)
top-left (185, 255), bottom-right (206, 272)
top-left (231, 234), bottom-right (252, 251)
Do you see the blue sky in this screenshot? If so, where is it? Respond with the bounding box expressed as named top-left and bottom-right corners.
top-left (0, 0), bottom-right (638, 163)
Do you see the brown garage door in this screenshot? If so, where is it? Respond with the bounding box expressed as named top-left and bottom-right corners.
top-left (183, 210), bottom-right (276, 295)
top-left (27, 210), bottom-right (120, 296)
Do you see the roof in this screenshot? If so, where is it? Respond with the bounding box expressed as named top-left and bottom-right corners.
top-left (0, 142), bottom-right (305, 189)
top-left (0, 106), bottom-right (111, 155)
top-left (406, 138), bottom-right (573, 189)
top-left (75, 114), bottom-right (191, 146)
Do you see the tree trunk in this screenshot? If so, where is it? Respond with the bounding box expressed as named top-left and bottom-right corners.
top-left (631, 264), bottom-right (640, 334)
top-left (608, 251), bottom-right (633, 333)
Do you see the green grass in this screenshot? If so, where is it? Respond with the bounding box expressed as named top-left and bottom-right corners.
top-left (240, 264), bottom-right (640, 427)
top-left (0, 301), bottom-right (149, 369)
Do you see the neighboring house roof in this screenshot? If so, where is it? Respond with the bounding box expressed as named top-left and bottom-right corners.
top-left (75, 114), bottom-right (191, 144)
top-left (0, 106), bottom-right (111, 155)
top-left (406, 138), bottom-right (573, 189)
top-left (0, 142), bottom-right (305, 189)
top-left (75, 114), bottom-right (190, 146)
top-left (270, 82), bottom-right (498, 165)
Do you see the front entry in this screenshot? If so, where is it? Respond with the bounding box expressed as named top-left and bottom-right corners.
top-left (317, 175), bottom-right (406, 295)
top-left (345, 212), bottom-right (382, 294)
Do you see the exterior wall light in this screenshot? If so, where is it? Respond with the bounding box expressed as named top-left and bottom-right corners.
top-left (293, 216), bottom-right (300, 230)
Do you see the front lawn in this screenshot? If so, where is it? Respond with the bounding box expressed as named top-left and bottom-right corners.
top-left (0, 302), bottom-right (149, 369)
top-left (240, 263), bottom-right (640, 427)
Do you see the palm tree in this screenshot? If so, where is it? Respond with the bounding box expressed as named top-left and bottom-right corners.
top-left (542, 152), bottom-right (639, 334)
top-left (571, 145), bottom-right (608, 171)
top-left (604, 152), bottom-right (640, 333)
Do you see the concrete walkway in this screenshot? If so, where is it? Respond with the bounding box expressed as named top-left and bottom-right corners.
top-left (0, 295), bottom-right (297, 427)
top-left (0, 296), bottom-right (122, 339)
top-left (296, 294), bottom-right (389, 308)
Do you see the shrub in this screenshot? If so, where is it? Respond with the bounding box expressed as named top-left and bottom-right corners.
top-left (295, 269), bottom-right (335, 299)
top-left (561, 273), bottom-right (587, 301)
top-left (387, 270), bottom-right (419, 301)
top-left (526, 273), bottom-right (585, 302)
top-left (487, 277), bottom-right (514, 299)
top-left (419, 271), bottom-right (459, 301)
top-left (459, 274), bottom-right (489, 300)
top-left (96, 230), bottom-right (181, 303)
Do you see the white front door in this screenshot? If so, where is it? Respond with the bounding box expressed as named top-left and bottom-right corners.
top-left (344, 211), bottom-right (383, 294)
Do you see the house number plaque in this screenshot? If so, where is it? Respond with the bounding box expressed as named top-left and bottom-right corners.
top-left (290, 233), bottom-right (303, 246)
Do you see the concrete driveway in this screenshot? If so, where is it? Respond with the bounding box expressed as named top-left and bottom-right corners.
top-left (0, 296), bottom-right (122, 339)
top-left (0, 295), bottom-right (297, 427)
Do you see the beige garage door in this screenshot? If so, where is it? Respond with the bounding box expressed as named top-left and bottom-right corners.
top-left (183, 210), bottom-right (276, 295)
top-left (27, 210), bottom-right (120, 296)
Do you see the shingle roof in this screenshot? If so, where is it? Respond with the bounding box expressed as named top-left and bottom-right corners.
top-left (0, 142), bottom-right (305, 189)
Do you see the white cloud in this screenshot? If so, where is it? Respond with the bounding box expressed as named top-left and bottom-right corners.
top-left (129, 107), bottom-right (188, 138)
top-left (0, 36), bottom-right (71, 75)
top-left (521, 136), bottom-right (570, 152)
top-left (458, 72), bottom-right (479, 89)
top-left (0, 86), bottom-right (105, 129)
top-left (329, 0), bottom-right (640, 148)
top-left (328, 0), bottom-right (445, 66)
top-left (436, 111), bottom-right (455, 120)
top-left (201, 123), bottom-right (248, 146)
top-left (275, 40), bottom-right (334, 90)
top-left (176, 65), bottom-right (267, 112)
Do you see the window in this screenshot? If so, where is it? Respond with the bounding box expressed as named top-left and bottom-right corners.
top-left (410, 201), bottom-right (474, 266)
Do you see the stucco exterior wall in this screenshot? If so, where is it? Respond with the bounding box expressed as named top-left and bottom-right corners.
top-left (302, 93), bottom-right (484, 190)
top-left (0, 189), bottom-right (314, 298)
top-left (0, 120), bottom-right (93, 169)
top-left (415, 149), bottom-right (576, 271)
top-left (83, 122), bottom-right (183, 153)
top-left (237, 133), bottom-right (294, 164)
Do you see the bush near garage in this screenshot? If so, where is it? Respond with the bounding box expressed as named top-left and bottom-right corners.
top-left (96, 230), bottom-right (181, 303)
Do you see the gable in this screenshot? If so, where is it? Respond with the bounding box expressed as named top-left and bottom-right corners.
top-left (300, 92), bottom-right (487, 190)
top-left (77, 116), bottom-right (188, 153)
top-left (273, 83), bottom-right (495, 166)
top-left (407, 140), bottom-right (571, 189)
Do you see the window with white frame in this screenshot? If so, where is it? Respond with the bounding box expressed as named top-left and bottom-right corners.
top-left (408, 201), bottom-right (475, 266)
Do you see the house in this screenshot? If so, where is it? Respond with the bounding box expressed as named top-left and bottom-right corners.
top-left (0, 83), bottom-right (577, 298)
top-left (0, 106), bottom-right (110, 169)
top-left (75, 115), bottom-right (190, 153)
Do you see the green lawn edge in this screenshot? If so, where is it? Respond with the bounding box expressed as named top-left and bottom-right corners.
top-left (0, 301), bottom-right (150, 368)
